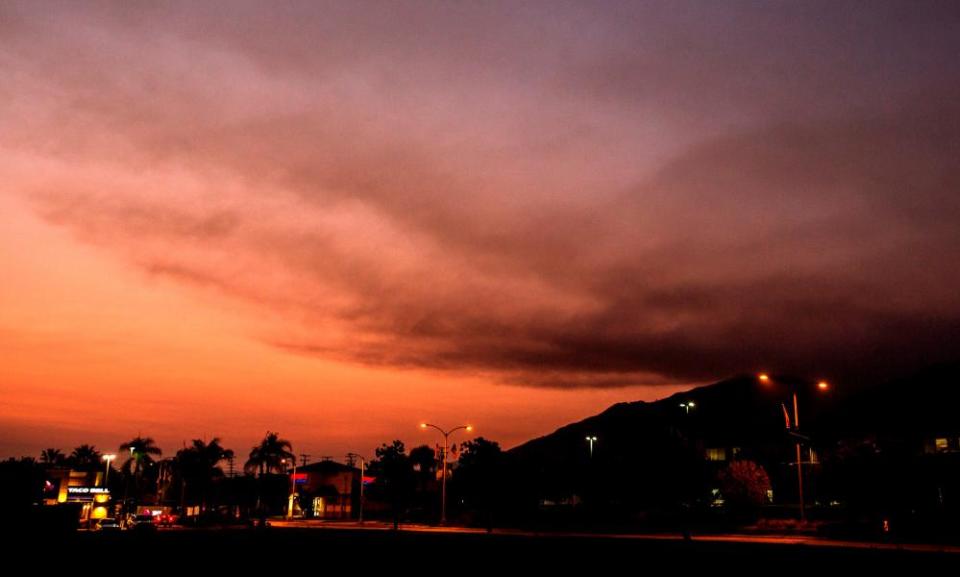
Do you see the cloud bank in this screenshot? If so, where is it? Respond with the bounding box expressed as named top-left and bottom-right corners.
top-left (3, 1), bottom-right (959, 387)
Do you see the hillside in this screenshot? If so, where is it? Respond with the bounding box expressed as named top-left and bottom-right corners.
top-left (510, 363), bottom-right (960, 467)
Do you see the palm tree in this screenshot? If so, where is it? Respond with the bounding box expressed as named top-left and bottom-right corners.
top-left (119, 436), bottom-right (162, 476)
top-left (119, 436), bottom-right (162, 503)
top-left (245, 432), bottom-right (294, 520)
top-left (69, 444), bottom-right (102, 471)
top-left (175, 438), bottom-right (234, 513)
top-left (244, 432), bottom-right (294, 477)
top-left (40, 448), bottom-right (65, 466)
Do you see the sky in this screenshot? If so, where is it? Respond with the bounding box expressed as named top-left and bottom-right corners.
top-left (1, 1), bottom-right (959, 461)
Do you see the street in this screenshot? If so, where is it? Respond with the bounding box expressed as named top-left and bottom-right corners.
top-left (32, 521), bottom-right (958, 573)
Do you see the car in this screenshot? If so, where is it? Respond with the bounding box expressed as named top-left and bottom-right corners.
top-left (95, 518), bottom-right (122, 531)
top-left (130, 514), bottom-right (158, 532)
top-left (156, 513), bottom-right (176, 527)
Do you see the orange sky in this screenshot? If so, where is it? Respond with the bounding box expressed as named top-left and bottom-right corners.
top-left (0, 189), bottom-right (688, 459)
top-left (2, 2), bottom-right (958, 461)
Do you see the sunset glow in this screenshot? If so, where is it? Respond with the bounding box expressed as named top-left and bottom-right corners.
top-left (2, 1), bottom-right (959, 461)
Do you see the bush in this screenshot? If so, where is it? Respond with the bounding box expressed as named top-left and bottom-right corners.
top-left (718, 460), bottom-right (771, 513)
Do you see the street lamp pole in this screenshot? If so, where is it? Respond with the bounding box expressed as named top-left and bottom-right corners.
top-left (791, 390), bottom-right (805, 523)
top-left (101, 454), bottom-right (116, 487)
top-left (346, 453), bottom-right (366, 523)
top-left (759, 374), bottom-right (829, 523)
top-left (285, 458), bottom-right (298, 519)
top-left (420, 423), bottom-right (472, 525)
top-left (585, 436), bottom-right (597, 458)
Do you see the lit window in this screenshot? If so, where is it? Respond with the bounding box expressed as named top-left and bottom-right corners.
top-left (935, 438), bottom-right (949, 453)
top-left (706, 448), bottom-right (727, 461)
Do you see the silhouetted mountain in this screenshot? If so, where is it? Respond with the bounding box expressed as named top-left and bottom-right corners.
top-left (507, 364), bottom-right (960, 509)
top-left (512, 363), bottom-right (960, 461)
top-left (511, 374), bottom-right (829, 462)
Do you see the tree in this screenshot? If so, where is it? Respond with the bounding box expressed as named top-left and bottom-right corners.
top-left (454, 437), bottom-right (505, 529)
top-left (408, 444), bottom-right (438, 519)
top-left (2, 457), bottom-right (46, 515)
top-left (368, 440), bottom-right (414, 529)
top-left (244, 432), bottom-right (294, 477)
top-left (119, 436), bottom-right (162, 504)
top-left (119, 437), bottom-right (162, 476)
top-left (245, 432), bottom-right (294, 521)
top-left (174, 438), bottom-right (234, 514)
top-left (409, 445), bottom-right (436, 483)
top-left (69, 444), bottom-right (102, 471)
top-left (718, 460), bottom-right (771, 514)
top-left (40, 448), bottom-right (65, 467)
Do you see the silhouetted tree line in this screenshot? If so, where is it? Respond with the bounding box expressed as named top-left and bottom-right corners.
top-left (364, 437), bottom-right (512, 529)
top-left (7, 412), bottom-right (960, 539)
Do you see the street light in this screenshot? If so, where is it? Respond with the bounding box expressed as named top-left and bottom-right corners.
top-left (283, 457), bottom-right (298, 519)
top-left (419, 422), bottom-right (472, 525)
top-left (346, 453), bottom-right (366, 523)
top-left (758, 373), bottom-right (830, 523)
top-left (101, 454), bottom-right (116, 487)
top-left (585, 436), bottom-right (598, 458)
top-left (679, 401), bottom-right (696, 414)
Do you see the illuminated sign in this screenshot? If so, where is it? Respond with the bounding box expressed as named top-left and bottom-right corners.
top-left (43, 479), bottom-right (61, 498)
top-left (66, 487), bottom-right (110, 501)
top-left (67, 487), bottom-right (110, 494)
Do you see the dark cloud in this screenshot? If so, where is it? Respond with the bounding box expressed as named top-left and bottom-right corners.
top-left (4, 1), bottom-right (960, 388)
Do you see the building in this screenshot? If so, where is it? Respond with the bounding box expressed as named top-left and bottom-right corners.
top-left (295, 460), bottom-right (362, 519)
top-left (43, 468), bottom-right (112, 525)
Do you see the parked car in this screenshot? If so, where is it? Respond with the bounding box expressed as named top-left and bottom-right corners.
top-left (130, 514), bottom-right (158, 533)
top-left (156, 513), bottom-right (176, 527)
top-left (95, 518), bottom-right (122, 532)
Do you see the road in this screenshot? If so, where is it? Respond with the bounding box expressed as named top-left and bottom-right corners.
top-left (268, 518), bottom-right (960, 554)
top-left (31, 520), bottom-right (959, 573)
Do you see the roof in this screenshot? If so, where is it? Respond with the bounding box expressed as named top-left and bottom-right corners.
top-left (297, 460), bottom-right (359, 474)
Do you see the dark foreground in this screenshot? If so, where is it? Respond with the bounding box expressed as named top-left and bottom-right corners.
top-left (19, 526), bottom-right (959, 573)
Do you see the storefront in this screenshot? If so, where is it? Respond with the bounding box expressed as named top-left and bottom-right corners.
top-left (65, 486), bottom-right (112, 525)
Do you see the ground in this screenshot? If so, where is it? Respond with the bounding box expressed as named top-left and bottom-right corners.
top-left (25, 522), bottom-right (959, 573)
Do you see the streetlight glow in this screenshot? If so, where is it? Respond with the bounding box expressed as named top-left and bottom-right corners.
top-left (419, 422), bottom-right (472, 525)
top-left (585, 435), bottom-right (598, 458)
top-left (754, 373), bottom-right (836, 524)
top-left (101, 454), bottom-right (116, 487)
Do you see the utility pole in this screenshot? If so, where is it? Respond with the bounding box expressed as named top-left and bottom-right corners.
top-left (346, 453), bottom-right (366, 523)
